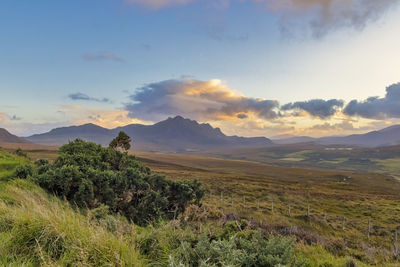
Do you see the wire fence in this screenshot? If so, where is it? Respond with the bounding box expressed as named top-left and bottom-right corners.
top-left (207, 190), bottom-right (400, 256)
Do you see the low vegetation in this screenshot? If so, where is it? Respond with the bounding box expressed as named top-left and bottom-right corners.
top-left (1, 138), bottom-right (399, 266)
top-left (0, 149), bottom-right (29, 179)
top-left (207, 145), bottom-right (400, 179)
top-left (0, 179), bottom-right (144, 266)
top-left (0, 140), bottom-right (314, 266)
top-left (16, 139), bottom-right (203, 226)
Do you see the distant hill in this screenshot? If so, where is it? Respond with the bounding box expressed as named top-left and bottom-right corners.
top-left (272, 125), bottom-right (400, 147)
top-left (26, 123), bottom-right (114, 147)
top-left (317, 125), bottom-right (400, 147)
top-left (272, 136), bottom-right (316, 145)
top-left (0, 128), bottom-right (29, 144)
top-left (26, 116), bottom-right (272, 152)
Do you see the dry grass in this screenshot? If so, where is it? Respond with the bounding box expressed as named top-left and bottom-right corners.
top-left (135, 150), bottom-right (400, 265)
top-left (0, 179), bottom-right (144, 266)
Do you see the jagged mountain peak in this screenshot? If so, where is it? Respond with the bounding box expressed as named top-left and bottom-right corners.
top-left (26, 116), bottom-right (272, 152)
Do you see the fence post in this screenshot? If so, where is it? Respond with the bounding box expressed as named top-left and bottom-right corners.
top-left (257, 200), bottom-right (260, 210)
top-left (323, 211), bottom-right (327, 222)
top-left (394, 229), bottom-right (398, 256)
top-left (368, 218), bottom-right (371, 239)
top-left (220, 191), bottom-right (223, 203)
top-left (342, 216), bottom-right (346, 230)
top-left (243, 196), bottom-right (246, 206)
top-left (231, 194), bottom-right (234, 206)
top-left (288, 205), bottom-right (291, 217)
top-left (271, 199), bottom-right (274, 213)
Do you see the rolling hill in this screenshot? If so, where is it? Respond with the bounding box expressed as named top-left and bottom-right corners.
top-left (272, 124), bottom-right (400, 147)
top-left (26, 116), bottom-right (272, 152)
top-left (0, 128), bottom-right (29, 144)
top-left (318, 124), bottom-right (400, 147)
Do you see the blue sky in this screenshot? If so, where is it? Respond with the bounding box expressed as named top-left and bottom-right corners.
top-left (1, 0), bottom-right (400, 137)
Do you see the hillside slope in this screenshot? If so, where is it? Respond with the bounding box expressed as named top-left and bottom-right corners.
top-left (0, 128), bottom-right (29, 144)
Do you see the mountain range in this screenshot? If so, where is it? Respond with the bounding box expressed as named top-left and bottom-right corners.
top-left (272, 125), bottom-right (400, 147)
top-left (25, 116), bottom-right (272, 152)
top-left (2, 117), bottom-right (400, 151)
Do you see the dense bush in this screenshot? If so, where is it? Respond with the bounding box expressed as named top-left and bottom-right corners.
top-left (27, 139), bottom-right (204, 225)
top-left (169, 230), bottom-right (295, 266)
top-left (14, 148), bottom-right (27, 158)
top-left (14, 164), bottom-right (33, 179)
top-left (136, 217), bottom-right (296, 267)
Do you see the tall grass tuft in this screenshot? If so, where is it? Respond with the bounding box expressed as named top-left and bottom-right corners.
top-left (0, 179), bottom-right (144, 266)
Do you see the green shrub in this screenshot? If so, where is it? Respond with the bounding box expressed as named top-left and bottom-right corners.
top-left (170, 230), bottom-right (295, 267)
top-left (30, 139), bottom-right (204, 226)
top-left (14, 148), bottom-right (27, 158)
top-left (14, 164), bottom-right (33, 179)
top-left (221, 219), bottom-right (250, 239)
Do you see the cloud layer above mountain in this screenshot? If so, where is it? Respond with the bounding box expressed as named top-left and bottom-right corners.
top-left (125, 78), bottom-right (400, 124)
top-left (281, 99), bottom-right (344, 118)
top-left (125, 79), bottom-right (280, 121)
top-left (343, 83), bottom-right (400, 119)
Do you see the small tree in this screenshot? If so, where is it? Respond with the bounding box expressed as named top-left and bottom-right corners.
top-left (109, 131), bottom-right (131, 152)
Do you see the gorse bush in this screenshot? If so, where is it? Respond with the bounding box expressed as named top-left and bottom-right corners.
top-left (169, 230), bottom-right (295, 267)
top-left (20, 139), bottom-right (204, 226)
top-left (14, 164), bottom-right (33, 179)
top-left (14, 148), bottom-right (27, 158)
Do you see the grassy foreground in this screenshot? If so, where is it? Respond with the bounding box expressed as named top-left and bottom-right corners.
top-left (1, 148), bottom-right (400, 266)
top-left (0, 179), bottom-right (144, 266)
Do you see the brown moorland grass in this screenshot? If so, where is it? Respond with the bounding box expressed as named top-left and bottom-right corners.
top-left (134, 150), bottom-right (400, 265)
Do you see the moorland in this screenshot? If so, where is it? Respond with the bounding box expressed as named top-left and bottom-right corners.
top-left (1, 138), bottom-right (400, 266)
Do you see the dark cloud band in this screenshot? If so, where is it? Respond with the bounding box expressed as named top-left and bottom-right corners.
top-left (68, 93), bottom-right (111, 103)
top-left (281, 99), bottom-right (344, 118)
top-left (343, 83), bottom-right (400, 119)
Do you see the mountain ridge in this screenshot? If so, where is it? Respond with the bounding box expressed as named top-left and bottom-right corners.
top-left (0, 128), bottom-right (30, 144)
top-left (272, 125), bottom-right (400, 147)
top-left (26, 116), bottom-right (272, 152)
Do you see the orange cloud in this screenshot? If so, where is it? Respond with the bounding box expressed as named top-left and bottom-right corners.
top-left (0, 112), bottom-right (9, 125)
top-left (125, 78), bottom-right (280, 122)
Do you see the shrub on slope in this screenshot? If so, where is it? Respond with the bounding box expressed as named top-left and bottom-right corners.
top-left (22, 139), bottom-right (204, 226)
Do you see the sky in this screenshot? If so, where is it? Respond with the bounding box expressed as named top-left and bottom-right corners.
top-left (1, 0), bottom-right (400, 137)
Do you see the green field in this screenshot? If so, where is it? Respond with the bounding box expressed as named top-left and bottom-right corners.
top-left (204, 145), bottom-right (400, 179)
